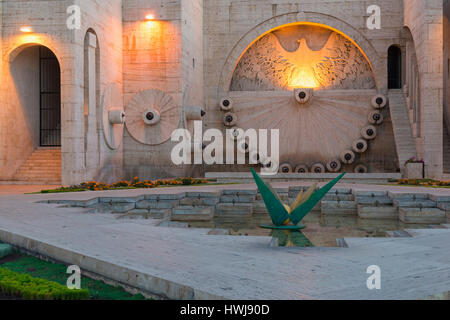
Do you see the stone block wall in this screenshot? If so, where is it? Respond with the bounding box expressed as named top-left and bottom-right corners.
top-left (404, 0), bottom-right (444, 178)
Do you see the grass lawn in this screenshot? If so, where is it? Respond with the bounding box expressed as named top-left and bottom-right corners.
top-left (0, 252), bottom-right (147, 300)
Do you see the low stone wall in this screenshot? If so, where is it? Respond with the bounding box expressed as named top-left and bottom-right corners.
top-left (41, 187), bottom-right (450, 225)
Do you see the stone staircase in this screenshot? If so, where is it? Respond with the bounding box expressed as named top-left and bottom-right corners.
top-left (390, 192), bottom-right (447, 224)
top-left (13, 148), bottom-right (61, 185)
top-left (388, 90), bottom-right (417, 174)
top-left (355, 191), bottom-right (397, 219)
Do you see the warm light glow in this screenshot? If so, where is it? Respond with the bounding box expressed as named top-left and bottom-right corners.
top-left (288, 67), bottom-right (320, 89)
top-left (20, 26), bottom-right (33, 33)
top-left (145, 14), bottom-right (156, 21)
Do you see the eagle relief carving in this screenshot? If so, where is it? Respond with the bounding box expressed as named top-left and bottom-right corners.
top-left (230, 25), bottom-right (376, 91)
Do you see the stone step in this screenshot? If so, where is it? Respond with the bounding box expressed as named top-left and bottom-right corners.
top-left (172, 206), bottom-right (214, 221)
top-left (356, 196), bottom-right (393, 206)
top-left (13, 149), bottom-right (62, 184)
top-left (399, 208), bottom-right (447, 224)
top-left (222, 190), bottom-right (257, 196)
top-left (216, 203), bottom-right (253, 217)
top-left (385, 230), bottom-right (412, 238)
top-left (321, 201), bottom-right (357, 215)
top-left (117, 209), bottom-right (171, 220)
top-left (323, 194), bottom-right (354, 201)
top-left (357, 205), bottom-right (398, 219)
top-left (353, 191), bottom-right (388, 197)
top-left (220, 195), bottom-right (256, 204)
top-left (136, 200), bottom-right (179, 210)
top-left (393, 199), bottom-right (437, 208)
top-left (388, 192), bottom-right (429, 200)
top-left (179, 197), bottom-right (219, 206)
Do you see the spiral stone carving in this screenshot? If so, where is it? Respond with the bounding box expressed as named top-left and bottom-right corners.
top-left (101, 83), bottom-right (125, 150)
top-left (125, 89), bottom-right (180, 146)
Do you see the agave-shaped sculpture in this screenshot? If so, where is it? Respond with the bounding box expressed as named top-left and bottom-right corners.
top-left (251, 168), bottom-right (346, 228)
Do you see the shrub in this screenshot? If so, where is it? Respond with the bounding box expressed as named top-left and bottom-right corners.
top-left (0, 268), bottom-right (89, 300)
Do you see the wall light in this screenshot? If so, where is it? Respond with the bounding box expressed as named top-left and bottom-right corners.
top-left (20, 26), bottom-right (33, 33)
top-left (145, 14), bottom-right (156, 21)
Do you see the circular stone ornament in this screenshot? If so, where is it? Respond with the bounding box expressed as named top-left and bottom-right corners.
top-left (340, 150), bottom-right (356, 164)
top-left (220, 97), bottom-right (234, 111)
top-left (125, 89), bottom-right (180, 146)
top-left (280, 163), bottom-right (293, 173)
top-left (311, 163), bottom-right (325, 174)
top-left (101, 83), bottom-right (125, 150)
top-left (295, 164), bottom-right (309, 173)
top-left (361, 125), bottom-right (377, 140)
top-left (352, 139), bottom-right (368, 153)
top-left (294, 88), bottom-right (312, 104)
top-left (371, 94), bottom-right (387, 109)
top-left (368, 111), bottom-right (384, 125)
top-left (354, 164), bottom-right (368, 174)
top-left (327, 160), bottom-right (342, 173)
top-left (223, 112), bottom-right (238, 127)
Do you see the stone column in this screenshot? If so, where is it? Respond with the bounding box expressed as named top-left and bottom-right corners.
top-left (85, 32), bottom-right (99, 180)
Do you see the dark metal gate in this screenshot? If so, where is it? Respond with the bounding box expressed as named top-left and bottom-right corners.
top-left (39, 46), bottom-right (61, 147)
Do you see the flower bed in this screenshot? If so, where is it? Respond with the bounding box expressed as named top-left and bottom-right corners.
top-left (40, 177), bottom-right (210, 193)
top-left (397, 179), bottom-right (450, 187)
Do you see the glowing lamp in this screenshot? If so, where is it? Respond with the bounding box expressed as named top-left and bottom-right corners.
top-left (20, 26), bottom-right (33, 33)
top-left (145, 14), bottom-right (156, 21)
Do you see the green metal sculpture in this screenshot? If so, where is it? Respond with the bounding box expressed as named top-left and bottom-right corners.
top-left (251, 168), bottom-right (346, 231)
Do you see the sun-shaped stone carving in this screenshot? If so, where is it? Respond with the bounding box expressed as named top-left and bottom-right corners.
top-left (227, 89), bottom-right (377, 165)
top-left (125, 89), bottom-right (180, 145)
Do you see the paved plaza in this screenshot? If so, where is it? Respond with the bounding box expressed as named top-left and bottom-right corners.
top-left (0, 183), bottom-right (449, 300)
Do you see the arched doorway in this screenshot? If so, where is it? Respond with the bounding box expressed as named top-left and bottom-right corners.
top-left (388, 45), bottom-right (402, 89)
top-left (39, 46), bottom-right (61, 146)
top-left (9, 44), bottom-right (62, 184)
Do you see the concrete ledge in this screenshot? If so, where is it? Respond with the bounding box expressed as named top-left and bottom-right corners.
top-left (206, 172), bottom-right (402, 184)
top-left (357, 205), bottom-right (398, 219)
top-left (0, 229), bottom-right (225, 300)
top-left (399, 208), bottom-right (446, 224)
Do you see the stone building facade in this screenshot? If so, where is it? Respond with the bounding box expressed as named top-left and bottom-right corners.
top-left (0, 0), bottom-right (448, 185)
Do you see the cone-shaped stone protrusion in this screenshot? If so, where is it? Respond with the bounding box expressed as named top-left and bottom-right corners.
top-left (311, 163), bottom-right (325, 173)
top-left (295, 164), bottom-right (309, 173)
top-left (220, 98), bottom-right (233, 111)
top-left (143, 109), bottom-right (161, 125)
top-left (361, 125), bottom-right (377, 140)
top-left (186, 106), bottom-right (205, 120)
top-left (352, 139), bottom-right (368, 153)
top-left (340, 150), bottom-right (356, 164)
top-left (371, 94), bottom-right (387, 109)
top-left (223, 112), bottom-right (237, 126)
top-left (368, 111), bottom-right (384, 125)
top-left (354, 164), bottom-right (368, 174)
top-left (279, 163), bottom-right (293, 173)
top-left (327, 160), bottom-right (342, 172)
